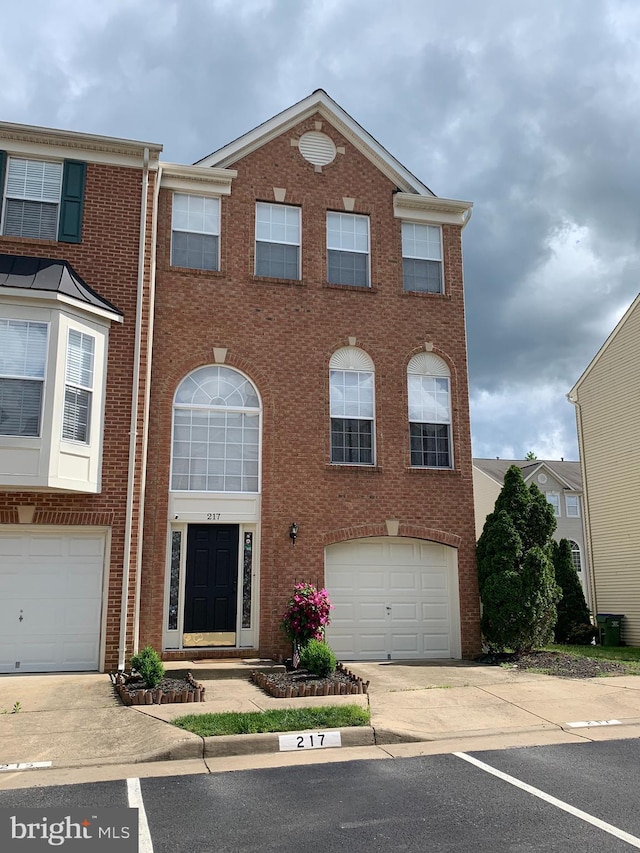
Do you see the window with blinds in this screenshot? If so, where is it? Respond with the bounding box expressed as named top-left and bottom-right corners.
top-left (63, 329), bottom-right (94, 443)
top-left (0, 319), bottom-right (48, 437)
top-left (3, 158), bottom-right (63, 240)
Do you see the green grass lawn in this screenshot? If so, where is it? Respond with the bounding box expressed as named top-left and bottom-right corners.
top-left (172, 704), bottom-right (370, 737)
top-left (548, 644), bottom-right (640, 672)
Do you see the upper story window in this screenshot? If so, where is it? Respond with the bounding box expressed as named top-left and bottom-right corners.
top-left (327, 212), bottom-right (369, 287)
top-left (171, 193), bottom-right (220, 271)
top-left (3, 158), bottom-right (62, 241)
top-left (569, 540), bottom-right (582, 572)
top-left (0, 318), bottom-right (48, 437)
top-left (408, 353), bottom-right (452, 468)
top-left (402, 223), bottom-right (443, 293)
top-left (329, 347), bottom-right (375, 465)
top-left (172, 366), bottom-right (261, 493)
top-left (546, 493), bottom-right (560, 516)
top-left (255, 203), bottom-right (301, 279)
top-left (0, 154), bottom-right (86, 244)
top-left (565, 494), bottom-right (580, 517)
top-left (62, 329), bottom-right (94, 443)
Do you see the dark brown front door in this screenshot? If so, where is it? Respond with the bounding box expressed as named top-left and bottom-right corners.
top-left (183, 525), bottom-right (239, 647)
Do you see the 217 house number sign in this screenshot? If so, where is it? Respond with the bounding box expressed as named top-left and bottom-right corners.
top-left (278, 731), bottom-right (342, 751)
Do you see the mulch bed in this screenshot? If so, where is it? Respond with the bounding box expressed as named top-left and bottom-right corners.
top-left (497, 651), bottom-right (630, 679)
top-left (112, 671), bottom-right (206, 705)
top-left (252, 662), bottom-right (369, 698)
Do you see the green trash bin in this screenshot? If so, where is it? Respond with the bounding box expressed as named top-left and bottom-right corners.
top-left (596, 614), bottom-right (624, 646)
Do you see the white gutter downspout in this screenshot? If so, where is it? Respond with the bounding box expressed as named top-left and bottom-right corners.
top-left (132, 162), bottom-right (162, 655)
top-left (118, 146), bottom-right (150, 671)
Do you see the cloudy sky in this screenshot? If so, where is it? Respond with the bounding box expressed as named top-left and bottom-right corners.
top-left (2, 0), bottom-right (638, 461)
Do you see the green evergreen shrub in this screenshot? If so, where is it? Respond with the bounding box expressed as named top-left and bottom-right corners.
top-left (477, 465), bottom-right (561, 654)
top-left (299, 639), bottom-right (337, 677)
top-left (130, 646), bottom-right (165, 688)
top-left (552, 538), bottom-right (596, 644)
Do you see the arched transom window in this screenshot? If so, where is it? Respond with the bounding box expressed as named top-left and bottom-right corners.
top-left (329, 346), bottom-right (375, 465)
top-left (569, 540), bottom-right (582, 572)
top-left (171, 366), bottom-right (260, 493)
top-left (408, 352), bottom-right (452, 468)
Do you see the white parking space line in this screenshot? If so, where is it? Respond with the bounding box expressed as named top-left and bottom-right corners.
top-left (454, 752), bottom-right (640, 849)
top-left (127, 777), bottom-right (154, 853)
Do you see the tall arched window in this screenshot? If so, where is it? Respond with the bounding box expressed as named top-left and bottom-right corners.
top-left (569, 540), bottom-right (582, 572)
top-left (171, 366), bottom-right (260, 492)
top-left (408, 352), bottom-right (452, 468)
top-left (329, 346), bottom-right (375, 465)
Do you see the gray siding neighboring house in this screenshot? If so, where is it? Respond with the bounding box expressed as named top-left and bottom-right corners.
top-left (473, 459), bottom-right (592, 612)
top-left (569, 293), bottom-right (640, 648)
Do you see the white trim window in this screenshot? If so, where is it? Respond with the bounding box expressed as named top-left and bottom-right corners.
top-left (329, 347), bottom-right (375, 465)
top-left (569, 540), bottom-right (582, 572)
top-left (0, 319), bottom-right (48, 437)
top-left (546, 492), bottom-right (560, 516)
top-left (327, 212), bottom-right (369, 287)
top-left (63, 330), bottom-right (94, 443)
top-left (171, 193), bottom-right (220, 271)
top-left (402, 223), bottom-right (443, 293)
top-left (3, 158), bottom-right (63, 240)
top-left (408, 353), bottom-right (452, 468)
top-left (255, 203), bottom-right (301, 279)
top-left (565, 494), bottom-right (580, 517)
top-left (172, 366), bottom-right (261, 493)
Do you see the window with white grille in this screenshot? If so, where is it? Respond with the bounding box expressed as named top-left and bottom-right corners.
top-left (408, 353), bottom-right (452, 468)
top-left (329, 347), bottom-right (375, 465)
top-left (255, 203), bottom-right (301, 279)
top-left (3, 158), bottom-right (63, 240)
top-left (171, 193), bottom-right (220, 271)
top-left (565, 494), bottom-right (580, 517)
top-left (569, 540), bottom-right (582, 572)
top-left (63, 330), bottom-right (94, 443)
top-left (402, 223), bottom-right (443, 293)
top-left (327, 212), bottom-right (369, 287)
top-left (172, 366), bottom-right (261, 493)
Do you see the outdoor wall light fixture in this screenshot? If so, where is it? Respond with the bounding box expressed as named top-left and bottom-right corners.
top-left (289, 522), bottom-right (299, 545)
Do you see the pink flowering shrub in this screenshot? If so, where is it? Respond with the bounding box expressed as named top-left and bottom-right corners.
top-left (281, 583), bottom-right (333, 647)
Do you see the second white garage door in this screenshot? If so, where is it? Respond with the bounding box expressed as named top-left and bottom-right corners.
top-left (0, 530), bottom-right (106, 673)
top-left (324, 537), bottom-right (460, 660)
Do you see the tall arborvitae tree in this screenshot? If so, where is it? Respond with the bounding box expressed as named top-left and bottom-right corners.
top-left (477, 465), bottom-right (561, 653)
top-left (552, 538), bottom-right (594, 644)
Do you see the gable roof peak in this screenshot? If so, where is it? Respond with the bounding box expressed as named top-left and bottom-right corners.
top-left (195, 89), bottom-right (436, 197)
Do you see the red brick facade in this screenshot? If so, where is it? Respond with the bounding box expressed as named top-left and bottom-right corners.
top-left (0, 96), bottom-right (481, 673)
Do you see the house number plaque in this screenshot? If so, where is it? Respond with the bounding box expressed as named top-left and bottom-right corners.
top-left (279, 731), bottom-right (342, 751)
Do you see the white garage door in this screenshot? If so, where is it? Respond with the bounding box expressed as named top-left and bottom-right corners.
top-left (0, 531), bottom-right (106, 673)
top-left (325, 537), bottom-right (460, 660)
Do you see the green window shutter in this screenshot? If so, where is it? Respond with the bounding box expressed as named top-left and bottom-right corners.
top-left (58, 160), bottom-right (86, 243)
top-left (0, 151), bottom-right (6, 225)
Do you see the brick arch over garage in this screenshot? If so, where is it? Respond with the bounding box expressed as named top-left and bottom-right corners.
top-left (322, 524), bottom-right (462, 549)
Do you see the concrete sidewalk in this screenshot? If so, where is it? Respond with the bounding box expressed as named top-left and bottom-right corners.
top-left (1, 659), bottom-right (639, 789)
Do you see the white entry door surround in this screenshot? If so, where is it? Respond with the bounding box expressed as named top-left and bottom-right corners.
top-left (325, 536), bottom-right (460, 660)
top-left (0, 529), bottom-right (107, 672)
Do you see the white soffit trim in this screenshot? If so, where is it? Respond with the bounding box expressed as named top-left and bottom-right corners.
top-left (195, 89), bottom-right (435, 196)
top-left (569, 290), bottom-right (640, 401)
top-left (394, 193), bottom-right (473, 227)
top-left (0, 121), bottom-right (162, 169)
top-left (0, 287), bottom-right (123, 323)
top-left (161, 162), bottom-right (237, 196)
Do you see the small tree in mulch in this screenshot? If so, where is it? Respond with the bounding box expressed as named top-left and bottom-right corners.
top-left (477, 465), bottom-right (561, 654)
top-left (281, 583), bottom-right (333, 668)
top-left (552, 538), bottom-right (595, 644)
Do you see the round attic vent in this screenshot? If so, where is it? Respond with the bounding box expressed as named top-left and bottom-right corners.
top-left (537, 473), bottom-right (547, 484)
top-left (298, 131), bottom-right (337, 166)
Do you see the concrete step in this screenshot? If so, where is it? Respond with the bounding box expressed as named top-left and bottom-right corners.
top-left (163, 659), bottom-right (285, 680)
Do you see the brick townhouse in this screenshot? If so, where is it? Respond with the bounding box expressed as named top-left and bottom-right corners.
top-left (0, 91), bottom-right (480, 673)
